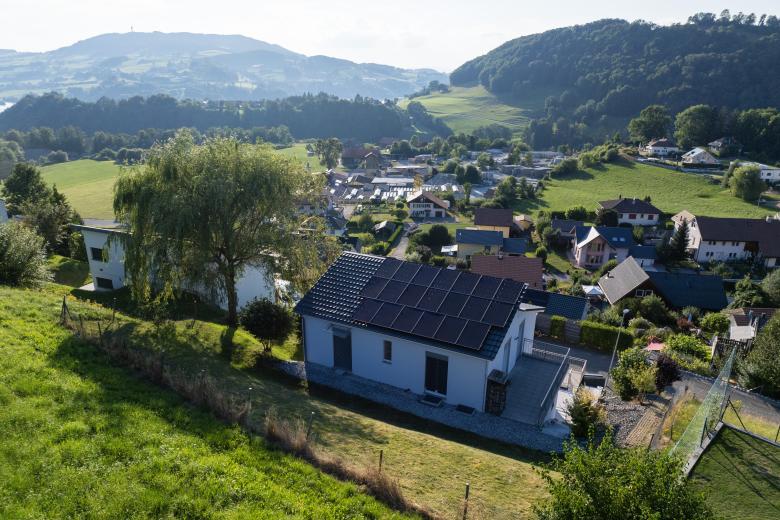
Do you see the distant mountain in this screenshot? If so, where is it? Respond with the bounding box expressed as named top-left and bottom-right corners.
top-left (451, 15), bottom-right (780, 120)
top-left (0, 32), bottom-right (447, 102)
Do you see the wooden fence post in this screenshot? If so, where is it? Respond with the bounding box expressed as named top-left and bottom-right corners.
top-left (378, 449), bottom-right (383, 473)
top-left (462, 483), bottom-right (470, 520)
top-left (306, 411), bottom-right (315, 440)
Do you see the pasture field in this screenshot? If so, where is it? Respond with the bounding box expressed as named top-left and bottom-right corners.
top-left (41, 159), bottom-right (123, 219)
top-left (2, 282), bottom-right (550, 519)
top-left (400, 85), bottom-right (544, 136)
top-left (689, 426), bottom-right (780, 520)
top-left (518, 160), bottom-right (774, 219)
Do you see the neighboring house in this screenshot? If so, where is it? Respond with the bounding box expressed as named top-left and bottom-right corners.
top-left (456, 229), bottom-right (503, 260)
top-left (407, 190), bottom-right (449, 218)
top-left (514, 214), bottom-right (533, 232)
top-left (597, 198), bottom-right (661, 226)
top-left (371, 177), bottom-right (415, 190)
top-left (373, 220), bottom-right (397, 241)
top-left (572, 226), bottom-right (633, 269)
top-left (501, 237), bottom-right (528, 256)
top-left (681, 147), bottom-right (720, 166)
top-left (523, 288), bottom-right (590, 321)
top-left (672, 212), bottom-right (780, 268)
top-left (364, 151), bottom-right (382, 171)
top-left (474, 208), bottom-right (513, 238)
top-left (0, 198), bottom-right (7, 224)
top-left (627, 245), bottom-right (657, 267)
top-left (72, 220), bottom-right (275, 309)
top-left (724, 307), bottom-right (777, 341)
top-left (645, 138), bottom-right (679, 157)
top-left (342, 147), bottom-right (380, 169)
top-left (598, 256), bottom-right (727, 311)
top-left (708, 137), bottom-right (741, 156)
top-left (550, 219), bottom-right (583, 242)
top-left (740, 161), bottom-right (780, 186)
top-left (294, 253), bottom-right (544, 413)
top-left (471, 255), bottom-right (544, 289)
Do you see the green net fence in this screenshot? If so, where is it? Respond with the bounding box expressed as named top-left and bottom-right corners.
top-left (671, 347), bottom-right (736, 465)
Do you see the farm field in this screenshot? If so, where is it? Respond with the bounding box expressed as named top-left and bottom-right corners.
top-left (400, 85), bottom-right (544, 136)
top-left (517, 160), bottom-right (775, 219)
top-left (2, 283), bottom-right (550, 519)
top-left (689, 426), bottom-right (780, 520)
top-left (0, 286), bottom-right (407, 519)
top-left (40, 159), bottom-right (123, 219)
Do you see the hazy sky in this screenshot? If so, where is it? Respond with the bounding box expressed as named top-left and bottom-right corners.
top-left (2, 1), bottom-right (778, 70)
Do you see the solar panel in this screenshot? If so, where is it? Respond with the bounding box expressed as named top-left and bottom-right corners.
top-left (417, 288), bottom-right (447, 312)
top-left (434, 316), bottom-right (468, 344)
top-left (459, 296), bottom-right (491, 321)
top-left (361, 276), bottom-right (389, 298)
top-left (431, 269), bottom-right (459, 290)
top-left (456, 320), bottom-right (491, 350)
top-left (451, 272), bottom-right (480, 294)
top-left (370, 302), bottom-right (404, 327)
top-left (351, 298), bottom-right (383, 322)
top-left (376, 280), bottom-right (407, 302)
top-left (495, 279), bottom-right (524, 303)
top-left (397, 284), bottom-right (427, 307)
top-left (392, 262), bottom-right (421, 282)
top-left (483, 300), bottom-right (514, 327)
top-left (374, 257), bottom-right (402, 278)
top-left (412, 312), bottom-right (445, 338)
top-left (391, 306), bottom-right (425, 332)
top-left (472, 276), bottom-right (501, 299)
top-left (411, 264), bottom-right (439, 287)
top-left (437, 292), bottom-right (468, 316)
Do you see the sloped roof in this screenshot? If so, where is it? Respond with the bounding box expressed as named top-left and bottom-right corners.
top-left (502, 238), bottom-right (528, 255)
top-left (471, 255), bottom-right (543, 289)
top-left (599, 198), bottom-right (661, 215)
top-left (628, 245), bottom-right (657, 260)
top-left (295, 252), bottom-right (528, 360)
top-left (407, 190), bottom-right (448, 209)
top-left (474, 208), bottom-right (513, 227)
top-left (646, 271), bottom-right (727, 311)
top-left (647, 138), bottom-right (676, 148)
top-left (551, 219), bottom-right (583, 234)
top-left (575, 226), bottom-right (633, 249)
top-left (456, 228), bottom-right (503, 246)
top-left (695, 216), bottom-right (780, 257)
top-left (598, 256), bottom-right (649, 305)
top-left (522, 289), bottom-right (589, 320)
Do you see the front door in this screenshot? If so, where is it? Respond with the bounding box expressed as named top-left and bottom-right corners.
top-left (425, 353), bottom-right (448, 395)
top-left (332, 328), bottom-right (352, 371)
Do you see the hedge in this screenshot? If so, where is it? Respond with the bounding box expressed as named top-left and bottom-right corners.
top-left (550, 315), bottom-right (566, 339)
top-left (579, 321), bottom-right (634, 352)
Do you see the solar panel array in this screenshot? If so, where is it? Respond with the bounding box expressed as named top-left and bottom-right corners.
top-left (350, 257), bottom-right (525, 351)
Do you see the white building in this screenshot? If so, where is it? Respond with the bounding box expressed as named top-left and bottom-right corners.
top-left (741, 161), bottom-right (780, 186)
top-left (407, 190), bottom-right (450, 218)
top-left (597, 198), bottom-right (662, 226)
top-left (681, 147), bottom-right (720, 166)
top-left (644, 138), bottom-right (679, 157)
top-left (295, 253), bottom-right (555, 415)
top-left (73, 220), bottom-right (275, 309)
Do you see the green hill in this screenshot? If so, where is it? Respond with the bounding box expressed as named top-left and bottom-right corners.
top-left (41, 159), bottom-right (123, 219)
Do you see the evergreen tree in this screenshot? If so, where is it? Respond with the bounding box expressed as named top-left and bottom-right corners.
top-left (669, 220), bottom-right (690, 262)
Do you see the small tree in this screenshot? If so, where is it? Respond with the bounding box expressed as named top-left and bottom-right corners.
top-left (1, 162), bottom-right (51, 211)
top-left (730, 276), bottom-right (770, 308)
top-left (357, 213), bottom-right (375, 232)
top-left (701, 313), bottom-right (730, 335)
top-left (655, 353), bottom-right (680, 392)
top-left (761, 269), bottom-right (780, 306)
top-left (668, 220), bottom-right (690, 262)
top-left (0, 222), bottom-right (50, 287)
top-left (730, 165), bottom-right (766, 202)
top-left (630, 364), bottom-right (658, 404)
top-left (595, 207), bottom-right (618, 227)
top-left (239, 299), bottom-right (295, 353)
top-left (565, 205), bottom-right (588, 221)
top-left (739, 314), bottom-right (780, 398)
top-left (611, 348), bottom-right (650, 400)
top-left (567, 388), bottom-right (606, 437)
top-left (535, 246), bottom-right (548, 263)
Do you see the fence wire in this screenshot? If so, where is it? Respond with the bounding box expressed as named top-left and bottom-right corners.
top-left (671, 348), bottom-right (736, 463)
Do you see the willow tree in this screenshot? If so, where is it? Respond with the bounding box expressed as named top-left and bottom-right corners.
top-left (113, 132), bottom-right (338, 325)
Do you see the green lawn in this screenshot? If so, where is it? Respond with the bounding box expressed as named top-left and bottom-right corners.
top-left (400, 85), bottom-right (545, 136)
top-left (47, 254), bottom-right (90, 288)
top-left (0, 286), bottom-right (408, 519)
top-left (519, 160), bottom-right (773, 219)
top-left (3, 284), bottom-right (550, 518)
top-left (689, 427), bottom-right (780, 520)
top-left (41, 159), bottom-right (124, 219)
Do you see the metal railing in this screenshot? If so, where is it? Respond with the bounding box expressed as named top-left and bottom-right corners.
top-left (529, 341), bottom-right (588, 427)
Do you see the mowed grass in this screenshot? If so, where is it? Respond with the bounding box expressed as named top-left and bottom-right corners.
top-left (0, 287), bottom-right (408, 519)
top-left (41, 159), bottom-right (123, 219)
top-left (518, 160), bottom-right (773, 218)
top-left (689, 426), bottom-right (780, 520)
top-left (400, 85), bottom-right (544, 136)
top-left (3, 284), bottom-right (550, 518)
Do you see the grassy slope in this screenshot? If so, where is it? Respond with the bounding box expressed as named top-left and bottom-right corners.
top-left (400, 86), bottom-right (544, 136)
top-left (518, 160), bottom-right (773, 219)
top-left (689, 427), bottom-right (780, 520)
top-left (3, 284), bottom-right (549, 518)
top-left (0, 287), bottom-right (407, 519)
top-left (41, 159), bottom-right (123, 219)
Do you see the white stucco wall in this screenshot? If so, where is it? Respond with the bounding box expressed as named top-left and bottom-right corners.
top-left (82, 229), bottom-right (127, 290)
top-left (616, 212), bottom-right (658, 226)
top-left (694, 240), bottom-right (749, 262)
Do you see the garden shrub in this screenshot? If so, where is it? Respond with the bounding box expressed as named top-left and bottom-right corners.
top-left (655, 353), bottom-right (680, 392)
top-left (567, 388), bottom-right (606, 438)
top-left (549, 316), bottom-right (566, 339)
top-left (580, 321), bottom-right (634, 351)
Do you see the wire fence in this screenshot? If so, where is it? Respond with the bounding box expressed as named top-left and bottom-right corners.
top-left (671, 347), bottom-right (736, 467)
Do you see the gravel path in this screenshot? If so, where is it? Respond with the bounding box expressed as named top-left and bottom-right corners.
top-left (275, 359), bottom-right (566, 453)
top-left (601, 387), bottom-right (648, 446)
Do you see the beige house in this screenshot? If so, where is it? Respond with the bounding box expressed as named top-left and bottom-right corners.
top-left (474, 208), bottom-right (513, 238)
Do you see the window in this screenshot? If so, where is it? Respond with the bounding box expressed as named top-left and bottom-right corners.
top-left (425, 353), bottom-right (448, 395)
top-left (629, 213), bottom-right (636, 220)
top-left (90, 247), bottom-right (105, 262)
top-left (732, 241), bottom-right (739, 246)
top-left (95, 277), bottom-right (114, 290)
top-left (648, 214), bottom-right (656, 220)
top-left (635, 289), bottom-right (654, 297)
top-left (383, 340), bottom-right (392, 363)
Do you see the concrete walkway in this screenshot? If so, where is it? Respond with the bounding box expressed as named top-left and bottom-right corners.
top-left (502, 356), bottom-right (561, 425)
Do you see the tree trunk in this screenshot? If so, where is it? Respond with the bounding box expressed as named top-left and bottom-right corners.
top-left (225, 263), bottom-right (239, 326)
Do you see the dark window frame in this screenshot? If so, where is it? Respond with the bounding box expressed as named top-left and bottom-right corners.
top-left (90, 247), bottom-right (106, 262)
top-left (383, 340), bottom-right (392, 363)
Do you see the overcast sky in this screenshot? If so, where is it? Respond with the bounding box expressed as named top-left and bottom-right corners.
top-left (2, 1), bottom-right (778, 71)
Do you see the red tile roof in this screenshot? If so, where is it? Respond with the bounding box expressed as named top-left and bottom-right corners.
top-left (470, 255), bottom-right (544, 289)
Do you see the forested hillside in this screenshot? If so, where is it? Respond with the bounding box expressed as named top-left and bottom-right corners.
top-left (452, 12), bottom-right (780, 122)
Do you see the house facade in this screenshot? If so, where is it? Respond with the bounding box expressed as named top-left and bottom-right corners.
top-left (455, 228), bottom-right (503, 260)
top-left (473, 208), bottom-right (513, 238)
top-left (741, 162), bottom-right (780, 186)
top-left (681, 147), bottom-right (720, 166)
top-left (597, 198), bottom-right (661, 226)
top-left (407, 190), bottom-right (449, 218)
top-left (572, 226), bottom-right (632, 269)
top-left (644, 138), bottom-right (679, 157)
top-left (295, 253), bottom-right (543, 412)
top-left (73, 221), bottom-right (275, 309)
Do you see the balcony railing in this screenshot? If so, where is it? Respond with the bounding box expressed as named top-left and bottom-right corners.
top-left (529, 341), bottom-right (587, 427)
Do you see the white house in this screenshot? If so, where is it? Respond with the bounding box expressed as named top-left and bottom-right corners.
top-left (681, 147), bottom-right (720, 166)
top-left (741, 161), bottom-right (780, 186)
top-left (644, 138), bottom-right (679, 157)
top-left (295, 253), bottom-right (547, 414)
top-left (407, 190), bottom-right (449, 218)
top-left (0, 198), bottom-right (8, 224)
top-left (73, 220), bottom-right (275, 309)
top-left (597, 198), bottom-right (662, 226)
top-left (572, 226), bottom-right (633, 269)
